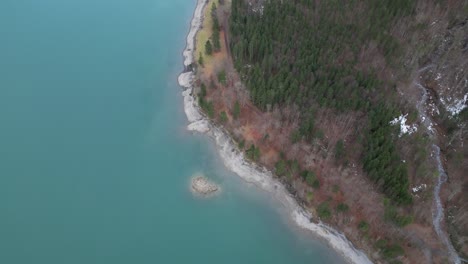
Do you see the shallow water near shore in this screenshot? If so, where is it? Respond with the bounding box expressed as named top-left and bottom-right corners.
top-left (0, 0), bottom-right (345, 263)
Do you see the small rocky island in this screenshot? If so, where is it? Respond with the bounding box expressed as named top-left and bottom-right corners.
top-left (191, 175), bottom-right (220, 196)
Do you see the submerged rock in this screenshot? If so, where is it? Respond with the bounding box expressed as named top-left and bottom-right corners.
top-left (191, 175), bottom-right (220, 196)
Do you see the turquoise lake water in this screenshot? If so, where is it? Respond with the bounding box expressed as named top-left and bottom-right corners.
top-left (0, 0), bottom-right (345, 263)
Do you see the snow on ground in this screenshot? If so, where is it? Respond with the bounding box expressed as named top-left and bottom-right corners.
top-left (412, 184), bottom-right (427, 193)
top-left (248, 2), bottom-right (264, 15)
top-left (440, 93), bottom-right (468, 117)
top-left (390, 114), bottom-right (418, 137)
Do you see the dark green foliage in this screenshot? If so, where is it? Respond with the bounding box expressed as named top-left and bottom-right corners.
top-left (198, 84), bottom-right (213, 116)
top-left (376, 239), bottom-right (388, 249)
top-left (382, 244), bottom-right (404, 259)
top-left (336, 203), bottom-right (349, 212)
top-left (230, 0), bottom-right (414, 111)
top-left (219, 111), bottom-right (228, 123)
top-left (233, 101), bottom-right (241, 119)
top-left (358, 220), bottom-right (370, 232)
top-left (230, 0), bottom-right (414, 204)
top-left (211, 3), bottom-right (221, 51)
top-left (306, 171), bottom-right (317, 186)
top-left (335, 139), bottom-right (345, 160)
top-left (363, 105), bottom-right (412, 205)
top-left (238, 139), bottom-right (245, 149)
top-left (299, 112), bottom-right (316, 142)
top-left (457, 108), bottom-right (468, 122)
top-left (217, 70), bottom-right (227, 85)
top-left (205, 40), bottom-right (213, 55)
top-left (376, 239), bottom-right (405, 259)
top-left (204, 103), bottom-right (215, 118)
top-left (198, 52), bottom-right (204, 66)
top-left (199, 97), bottom-right (215, 118)
top-left (246, 144), bottom-right (260, 161)
top-left (199, 83), bottom-right (207, 98)
top-left (301, 170), bottom-right (318, 186)
top-left (302, 170), bottom-right (320, 189)
top-left (275, 160), bottom-right (287, 176)
top-left (317, 202), bottom-right (331, 219)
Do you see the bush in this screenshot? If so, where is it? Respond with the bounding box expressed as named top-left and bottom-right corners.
top-left (275, 160), bottom-right (287, 176)
top-left (375, 239), bottom-right (405, 259)
top-left (219, 111), bottom-right (228, 123)
top-left (199, 98), bottom-right (215, 118)
top-left (382, 244), bottom-right (404, 259)
top-left (302, 170), bottom-right (320, 189)
top-left (198, 52), bottom-right (204, 66)
top-left (205, 40), bottom-right (213, 55)
top-left (238, 139), bottom-right (245, 149)
top-left (246, 144), bottom-right (260, 161)
top-left (217, 70), bottom-right (227, 85)
top-left (358, 220), bottom-right (370, 232)
top-left (317, 202), bottom-right (331, 219)
top-left (336, 203), bottom-right (349, 212)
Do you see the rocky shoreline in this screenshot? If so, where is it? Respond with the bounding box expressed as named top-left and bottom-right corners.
top-left (178, 1), bottom-right (372, 263)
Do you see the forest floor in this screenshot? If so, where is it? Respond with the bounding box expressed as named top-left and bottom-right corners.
top-left (192, 0), bottom-right (458, 263)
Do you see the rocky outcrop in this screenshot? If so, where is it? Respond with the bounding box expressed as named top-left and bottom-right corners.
top-left (191, 175), bottom-right (220, 196)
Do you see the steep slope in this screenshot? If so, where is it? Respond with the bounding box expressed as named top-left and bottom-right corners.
top-left (194, 0), bottom-right (468, 263)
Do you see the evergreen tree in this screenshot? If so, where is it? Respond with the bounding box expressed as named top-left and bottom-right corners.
top-left (211, 3), bottom-right (221, 51)
top-left (198, 52), bottom-right (204, 66)
top-left (229, 0), bottom-right (414, 204)
top-left (205, 40), bottom-right (213, 55)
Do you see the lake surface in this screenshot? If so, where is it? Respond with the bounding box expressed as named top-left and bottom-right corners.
top-left (0, 0), bottom-right (344, 263)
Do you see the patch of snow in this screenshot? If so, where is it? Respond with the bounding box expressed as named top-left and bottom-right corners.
top-left (390, 114), bottom-right (418, 137)
top-left (412, 184), bottom-right (427, 193)
top-left (440, 94), bottom-right (468, 117)
top-left (428, 101), bottom-right (440, 116)
top-left (427, 123), bottom-right (434, 132)
top-left (249, 2), bottom-right (264, 15)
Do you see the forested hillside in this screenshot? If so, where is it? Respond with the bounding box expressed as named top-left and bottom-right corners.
top-left (230, 0), bottom-right (415, 204)
top-left (195, 0), bottom-right (468, 262)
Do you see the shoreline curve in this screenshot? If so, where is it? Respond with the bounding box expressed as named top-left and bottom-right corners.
top-left (178, 1), bottom-right (373, 263)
